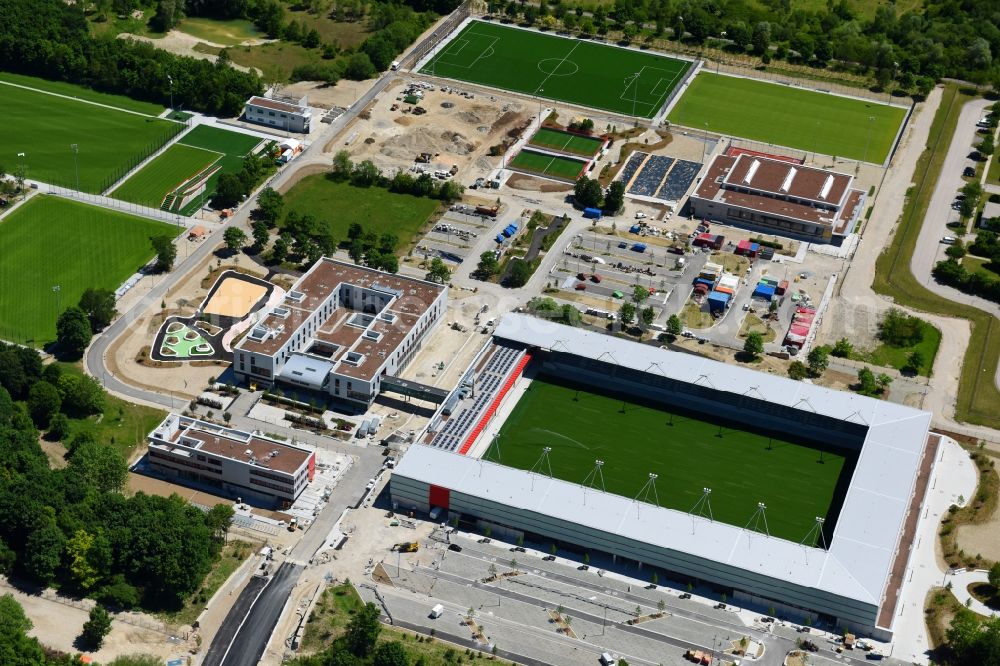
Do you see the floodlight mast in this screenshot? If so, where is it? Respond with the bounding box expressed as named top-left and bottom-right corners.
top-left (633, 473), bottom-right (659, 516)
top-left (744, 502), bottom-right (770, 537)
top-left (689, 487), bottom-right (713, 531)
top-left (800, 517), bottom-right (828, 550)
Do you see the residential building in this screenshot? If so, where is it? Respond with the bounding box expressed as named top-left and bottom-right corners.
top-left (244, 95), bottom-right (312, 133)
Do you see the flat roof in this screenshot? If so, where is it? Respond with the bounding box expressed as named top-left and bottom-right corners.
top-left (246, 96), bottom-right (308, 114)
top-left (236, 259), bottom-right (445, 381)
top-left (399, 314), bottom-right (934, 625)
top-left (156, 415), bottom-right (312, 475)
top-left (694, 155), bottom-right (864, 229)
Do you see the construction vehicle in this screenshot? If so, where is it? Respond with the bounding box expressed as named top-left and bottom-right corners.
top-left (392, 542), bottom-right (419, 552)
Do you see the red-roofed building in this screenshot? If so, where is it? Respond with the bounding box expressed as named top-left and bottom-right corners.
top-left (689, 154), bottom-right (865, 243)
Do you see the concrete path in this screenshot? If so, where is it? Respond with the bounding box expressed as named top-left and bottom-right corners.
top-left (945, 569), bottom-right (999, 617)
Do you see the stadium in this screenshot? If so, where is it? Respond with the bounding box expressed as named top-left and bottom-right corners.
top-left (390, 313), bottom-right (938, 639)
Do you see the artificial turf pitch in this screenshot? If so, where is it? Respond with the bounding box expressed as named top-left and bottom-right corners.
top-left (667, 73), bottom-right (907, 164)
top-left (0, 83), bottom-right (181, 193)
top-left (509, 149), bottom-right (587, 181)
top-left (0, 196), bottom-right (175, 345)
top-left (421, 21), bottom-right (690, 118)
top-left (528, 127), bottom-right (604, 157)
top-left (111, 144), bottom-right (220, 207)
top-left (485, 375), bottom-right (854, 542)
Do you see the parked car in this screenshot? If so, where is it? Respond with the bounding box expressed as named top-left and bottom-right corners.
top-left (575, 283), bottom-right (587, 291)
top-left (510, 546), bottom-right (526, 552)
top-left (802, 641), bottom-right (819, 652)
top-left (577, 272), bottom-right (587, 280)
top-left (714, 602), bottom-right (727, 610)
top-left (635, 212), bottom-right (647, 219)
top-left (542, 555), bottom-right (556, 561)
top-left (679, 592), bottom-right (692, 599)
top-left (590, 274), bottom-right (602, 283)
top-left (618, 241), bottom-right (628, 249)
top-left (448, 544), bottom-right (463, 552)
top-left (963, 166), bottom-right (976, 177)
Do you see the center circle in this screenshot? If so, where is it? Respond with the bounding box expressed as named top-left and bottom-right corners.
top-left (537, 58), bottom-right (580, 77)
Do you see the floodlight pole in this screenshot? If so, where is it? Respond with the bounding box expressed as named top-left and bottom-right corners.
top-left (168, 74), bottom-right (174, 112)
top-left (70, 144), bottom-right (80, 194)
top-left (633, 473), bottom-right (659, 514)
top-left (52, 285), bottom-right (61, 318)
top-left (530, 446), bottom-right (553, 478)
top-left (801, 517), bottom-right (827, 550)
top-left (744, 502), bottom-right (770, 537)
top-left (690, 487), bottom-right (713, 523)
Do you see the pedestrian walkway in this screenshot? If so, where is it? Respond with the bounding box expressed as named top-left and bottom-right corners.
top-left (945, 569), bottom-right (999, 617)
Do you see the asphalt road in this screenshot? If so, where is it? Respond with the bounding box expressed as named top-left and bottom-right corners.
top-left (201, 574), bottom-right (269, 666)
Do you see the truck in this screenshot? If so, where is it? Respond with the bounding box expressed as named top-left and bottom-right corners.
top-left (583, 207), bottom-right (603, 220)
top-left (430, 604), bottom-right (445, 619)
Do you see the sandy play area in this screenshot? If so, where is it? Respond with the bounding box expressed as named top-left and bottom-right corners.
top-left (203, 275), bottom-right (268, 318)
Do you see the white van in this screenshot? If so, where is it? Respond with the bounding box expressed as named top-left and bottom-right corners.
top-left (599, 653), bottom-right (615, 665)
top-left (429, 604), bottom-right (444, 619)
top-left (941, 236), bottom-right (957, 245)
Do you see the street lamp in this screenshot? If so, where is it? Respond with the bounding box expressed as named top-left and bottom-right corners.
top-left (167, 74), bottom-right (174, 113)
top-left (16, 152), bottom-right (26, 199)
top-left (70, 144), bottom-right (80, 194)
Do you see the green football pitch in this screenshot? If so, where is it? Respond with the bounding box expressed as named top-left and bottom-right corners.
top-left (0, 196), bottom-right (175, 345)
top-left (0, 83), bottom-right (181, 193)
top-left (485, 375), bottom-right (855, 542)
top-left (509, 149), bottom-right (587, 181)
top-left (668, 73), bottom-right (907, 163)
top-left (111, 144), bottom-right (221, 207)
top-left (421, 21), bottom-right (691, 118)
top-left (529, 127), bottom-right (604, 156)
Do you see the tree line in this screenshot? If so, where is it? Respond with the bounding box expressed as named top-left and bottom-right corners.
top-left (0, 342), bottom-right (232, 613)
top-left (0, 0), bottom-right (262, 117)
top-left (494, 0), bottom-right (1000, 94)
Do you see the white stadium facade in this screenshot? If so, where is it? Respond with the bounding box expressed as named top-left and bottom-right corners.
top-left (390, 314), bottom-right (939, 639)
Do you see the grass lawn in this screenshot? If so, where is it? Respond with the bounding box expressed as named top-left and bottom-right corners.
top-left (989, 153), bottom-right (1000, 186)
top-left (873, 84), bottom-right (1000, 429)
top-left (111, 144), bottom-right (221, 207)
top-left (509, 149), bottom-right (587, 181)
top-left (739, 313), bottom-right (777, 342)
top-left (529, 127), bottom-right (604, 157)
top-left (176, 17), bottom-right (260, 45)
top-left (964, 255), bottom-right (1000, 278)
top-left (420, 20), bottom-right (690, 118)
top-left (0, 196), bottom-right (176, 345)
top-left (668, 73), bottom-right (906, 163)
top-left (0, 85), bottom-right (181, 193)
top-left (0, 72), bottom-right (165, 115)
top-left (175, 125), bottom-right (265, 214)
top-left (282, 176), bottom-right (440, 250)
top-left (209, 42), bottom-right (323, 82)
top-left (485, 375), bottom-right (853, 542)
top-left (54, 362), bottom-right (167, 458)
top-left (164, 540), bottom-right (253, 626)
top-left (682, 301), bottom-right (712, 329)
top-left (283, 7), bottom-right (370, 49)
top-left (857, 320), bottom-right (941, 377)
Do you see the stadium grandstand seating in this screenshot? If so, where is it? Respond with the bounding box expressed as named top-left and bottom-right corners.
top-left (427, 345), bottom-right (527, 452)
top-left (627, 155), bottom-right (674, 197)
top-left (458, 352), bottom-right (532, 454)
top-left (655, 158), bottom-right (700, 202)
top-left (616, 152), bottom-right (647, 189)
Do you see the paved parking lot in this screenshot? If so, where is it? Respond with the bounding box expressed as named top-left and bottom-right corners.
top-left (416, 208), bottom-right (496, 264)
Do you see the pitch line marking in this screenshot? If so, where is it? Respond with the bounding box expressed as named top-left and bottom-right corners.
top-left (536, 39), bottom-right (582, 93)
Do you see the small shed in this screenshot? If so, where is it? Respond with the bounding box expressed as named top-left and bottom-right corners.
top-left (707, 290), bottom-right (730, 312)
top-left (752, 283), bottom-right (776, 301)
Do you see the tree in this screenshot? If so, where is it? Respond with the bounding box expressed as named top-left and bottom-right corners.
top-left (640, 306), bottom-right (655, 328)
top-left (251, 221), bottom-right (270, 252)
top-left (788, 360), bottom-right (809, 380)
top-left (271, 236), bottom-right (290, 264)
top-left (345, 52), bottom-right (377, 80)
top-left (981, 132), bottom-right (996, 158)
top-left (24, 524), bottom-right (66, 585)
top-left (150, 235), bottom-right (177, 273)
top-left (372, 641), bottom-right (410, 666)
top-left (574, 176), bottom-right (603, 208)
top-left (806, 347), bottom-right (829, 376)
top-left (224, 227), bottom-right (247, 253)
top-left (63, 373), bottom-right (104, 416)
top-left (904, 350), bottom-right (925, 375)
top-left (878, 308), bottom-right (925, 346)
top-left (505, 259), bottom-right (532, 287)
top-left (476, 251), bottom-right (499, 279)
top-left (56, 306), bottom-right (93, 359)
top-left (743, 331), bottom-right (764, 359)
top-left (0, 594), bottom-right (48, 664)
top-left (856, 367), bottom-right (881, 396)
top-left (751, 21), bottom-right (771, 55)
top-left (346, 602), bottom-right (382, 657)
top-left (69, 438), bottom-right (128, 493)
top-left (619, 301), bottom-right (636, 326)
top-left (603, 181), bottom-right (625, 213)
top-left (48, 412), bottom-right (70, 440)
top-left (213, 173), bottom-right (246, 209)
top-left (256, 187), bottom-right (283, 225)
top-left (632, 285), bottom-right (650, 304)
top-left (666, 314), bottom-right (682, 339)
top-left (27, 381), bottom-right (61, 427)
top-left (81, 604), bottom-right (112, 649)
top-left (831, 337), bottom-right (853, 358)
top-left (351, 159), bottom-right (382, 187)
top-left (332, 150), bottom-right (354, 178)
top-left (989, 561), bottom-right (1000, 593)
top-left (79, 288), bottom-right (117, 332)
top-left (425, 258), bottom-right (451, 284)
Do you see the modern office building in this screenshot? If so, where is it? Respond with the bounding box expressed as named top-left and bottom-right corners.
top-left (243, 95), bottom-right (312, 133)
top-left (688, 153), bottom-right (865, 242)
top-left (391, 314), bottom-right (937, 639)
top-left (233, 258), bottom-right (448, 407)
top-left (146, 413), bottom-right (315, 506)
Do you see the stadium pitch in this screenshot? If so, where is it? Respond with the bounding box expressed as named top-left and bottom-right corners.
top-left (484, 374), bottom-right (856, 542)
top-left (509, 149), bottom-right (587, 181)
top-left (668, 73), bottom-right (907, 163)
top-left (528, 127), bottom-right (604, 157)
top-left (111, 144), bottom-right (220, 208)
top-left (421, 21), bottom-right (691, 118)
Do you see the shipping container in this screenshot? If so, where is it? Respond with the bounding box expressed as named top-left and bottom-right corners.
top-left (583, 207), bottom-right (603, 219)
top-left (776, 280), bottom-right (789, 295)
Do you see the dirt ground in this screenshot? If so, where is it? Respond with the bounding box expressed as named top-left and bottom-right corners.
top-left (955, 503), bottom-right (1000, 562)
top-left (281, 79), bottom-right (378, 110)
top-left (341, 80), bottom-right (528, 183)
top-left (0, 576), bottom-right (194, 663)
top-left (203, 277), bottom-right (267, 318)
top-left (119, 30), bottom-right (260, 73)
top-left (38, 438), bottom-right (68, 469)
top-left (107, 247), bottom-right (270, 400)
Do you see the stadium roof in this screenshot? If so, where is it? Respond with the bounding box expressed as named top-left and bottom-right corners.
top-left (399, 314), bottom-right (933, 625)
